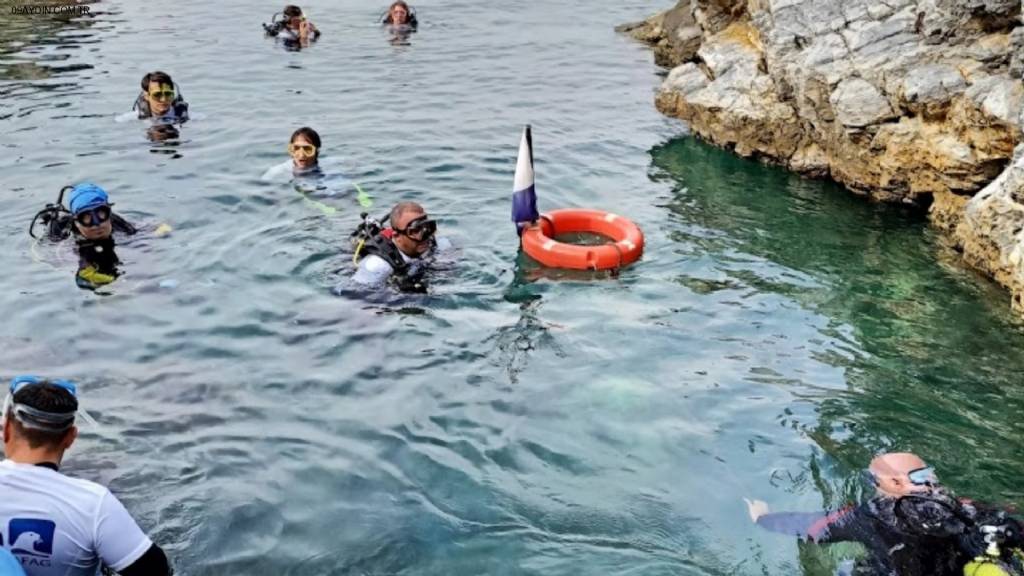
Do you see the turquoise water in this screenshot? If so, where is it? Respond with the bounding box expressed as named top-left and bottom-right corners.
top-left (2, 1), bottom-right (1023, 574)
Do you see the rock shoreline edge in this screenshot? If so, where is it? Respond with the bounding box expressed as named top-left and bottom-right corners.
top-left (623, 0), bottom-right (1024, 313)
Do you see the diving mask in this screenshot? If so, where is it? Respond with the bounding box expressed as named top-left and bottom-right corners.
top-left (288, 143), bottom-right (317, 157)
top-left (148, 86), bottom-right (176, 102)
top-left (396, 215), bottom-right (437, 240)
top-left (908, 466), bottom-right (938, 487)
top-left (74, 205), bottom-right (111, 228)
top-left (2, 376), bottom-right (78, 432)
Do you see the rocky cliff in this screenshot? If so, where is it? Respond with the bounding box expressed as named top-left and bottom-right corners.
top-left (622, 0), bottom-right (1024, 310)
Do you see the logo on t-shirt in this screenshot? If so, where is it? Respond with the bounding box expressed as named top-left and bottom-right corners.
top-left (9, 519), bottom-right (56, 557)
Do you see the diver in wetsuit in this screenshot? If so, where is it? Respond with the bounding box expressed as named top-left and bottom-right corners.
top-left (381, 1), bottom-right (417, 45)
top-left (131, 71), bottom-right (189, 142)
top-left (263, 5), bottom-right (320, 45)
top-left (133, 71), bottom-right (189, 124)
top-left (381, 1), bottom-right (418, 27)
top-left (29, 183), bottom-right (137, 290)
top-left (746, 452), bottom-right (1024, 575)
top-left (350, 201), bottom-right (449, 293)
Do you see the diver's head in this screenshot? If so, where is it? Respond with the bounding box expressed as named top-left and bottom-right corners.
top-left (2, 376), bottom-right (79, 466)
top-left (387, 1), bottom-right (411, 25)
top-left (390, 201), bottom-right (437, 257)
top-left (868, 452), bottom-right (941, 498)
top-left (283, 5), bottom-right (304, 30)
top-left (141, 71), bottom-right (177, 117)
top-left (289, 126), bottom-right (320, 170)
top-left (69, 183), bottom-right (113, 241)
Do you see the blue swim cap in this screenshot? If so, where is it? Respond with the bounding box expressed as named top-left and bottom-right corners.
top-left (68, 183), bottom-right (109, 215)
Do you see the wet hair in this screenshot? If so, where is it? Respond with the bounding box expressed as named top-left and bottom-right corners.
top-left (390, 201), bottom-right (425, 225)
top-left (283, 5), bottom-right (303, 19)
top-left (289, 127), bottom-right (321, 159)
top-left (140, 71), bottom-right (174, 92)
top-left (8, 382), bottom-right (78, 449)
top-left (384, 1), bottom-right (417, 25)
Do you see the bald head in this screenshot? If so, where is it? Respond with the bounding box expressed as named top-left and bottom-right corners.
top-left (390, 201), bottom-right (425, 229)
top-left (869, 452), bottom-right (936, 497)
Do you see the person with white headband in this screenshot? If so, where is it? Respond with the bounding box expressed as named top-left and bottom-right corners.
top-left (0, 376), bottom-right (172, 576)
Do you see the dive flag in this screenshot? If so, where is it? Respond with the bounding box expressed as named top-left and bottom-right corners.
top-left (512, 125), bottom-right (539, 232)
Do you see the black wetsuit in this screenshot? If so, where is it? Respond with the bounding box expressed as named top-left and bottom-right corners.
top-left (758, 494), bottom-right (1024, 575)
top-left (72, 214), bottom-right (137, 289)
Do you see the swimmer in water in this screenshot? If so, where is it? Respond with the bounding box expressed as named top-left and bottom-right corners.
top-left (29, 183), bottom-right (139, 290)
top-left (132, 71), bottom-right (189, 125)
top-left (288, 126), bottom-right (321, 175)
top-left (260, 128), bottom-right (372, 213)
top-left (264, 5), bottom-right (320, 44)
top-left (350, 201), bottom-right (451, 292)
top-left (382, 1), bottom-right (418, 27)
top-left (746, 452), bottom-right (1024, 575)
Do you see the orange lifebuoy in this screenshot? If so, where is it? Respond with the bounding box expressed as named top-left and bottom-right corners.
top-left (520, 209), bottom-right (644, 270)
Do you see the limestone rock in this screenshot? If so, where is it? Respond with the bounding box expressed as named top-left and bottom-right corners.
top-left (628, 0), bottom-right (1024, 313)
top-left (917, 0), bottom-right (1021, 42)
top-left (954, 153), bottom-right (1024, 311)
top-left (898, 64), bottom-right (967, 118)
top-left (830, 78), bottom-right (896, 128)
top-left (1011, 27), bottom-right (1024, 78)
top-left (617, 0), bottom-right (702, 68)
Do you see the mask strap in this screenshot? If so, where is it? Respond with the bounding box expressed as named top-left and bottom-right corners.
top-left (9, 402), bottom-right (76, 431)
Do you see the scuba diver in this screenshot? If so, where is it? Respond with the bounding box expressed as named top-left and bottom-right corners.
top-left (350, 201), bottom-right (450, 292)
top-left (263, 5), bottom-right (320, 45)
top-left (0, 376), bottom-right (173, 576)
top-left (381, 1), bottom-right (417, 45)
top-left (132, 71), bottom-right (189, 125)
top-left (285, 126), bottom-right (322, 176)
top-left (381, 1), bottom-right (418, 27)
top-left (258, 126), bottom-right (322, 180)
top-left (746, 452), bottom-right (1024, 575)
top-left (261, 127), bottom-right (373, 213)
top-left (29, 183), bottom-right (138, 290)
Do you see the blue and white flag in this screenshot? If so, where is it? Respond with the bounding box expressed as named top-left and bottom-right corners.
top-left (511, 125), bottom-right (539, 232)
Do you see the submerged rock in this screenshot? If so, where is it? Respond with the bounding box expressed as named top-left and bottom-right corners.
top-left (627, 0), bottom-right (1024, 311)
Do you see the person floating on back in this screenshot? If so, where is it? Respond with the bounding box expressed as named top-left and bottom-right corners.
top-left (0, 376), bottom-right (173, 576)
top-left (350, 201), bottom-right (450, 292)
top-left (132, 71), bottom-right (188, 125)
top-left (746, 452), bottom-right (1024, 575)
top-left (29, 183), bottom-right (139, 290)
top-left (263, 5), bottom-right (320, 45)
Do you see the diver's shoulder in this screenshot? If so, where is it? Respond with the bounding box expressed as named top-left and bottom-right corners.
top-left (360, 254), bottom-right (394, 273)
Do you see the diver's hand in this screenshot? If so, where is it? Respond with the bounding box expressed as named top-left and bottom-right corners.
top-left (744, 498), bottom-right (770, 522)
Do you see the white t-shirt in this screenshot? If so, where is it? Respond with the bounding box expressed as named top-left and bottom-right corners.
top-left (0, 460), bottom-right (152, 576)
